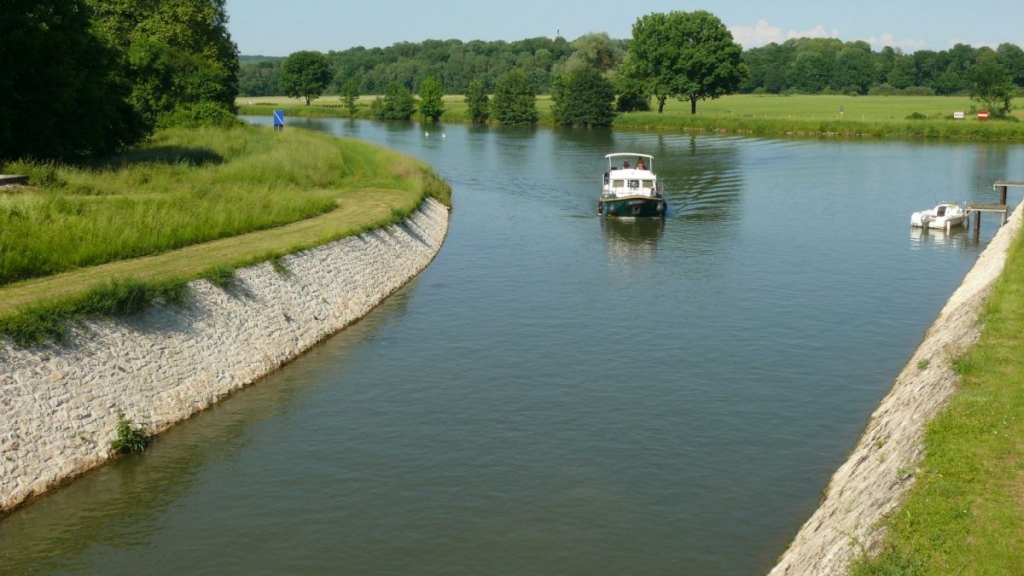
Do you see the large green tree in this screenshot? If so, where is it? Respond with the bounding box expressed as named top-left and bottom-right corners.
top-left (971, 58), bottom-right (1016, 117)
top-left (280, 51), bottom-right (332, 105)
top-left (87, 0), bottom-right (239, 128)
top-left (492, 70), bottom-right (538, 125)
top-left (628, 10), bottom-right (746, 114)
top-left (418, 77), bottom-right (445, 122)
top-left (465, 78), bottom-right (490, 124)
top-left (551, 67), bottom-right (617, 127)
top-left (0, 0), bottom-right (144, 160)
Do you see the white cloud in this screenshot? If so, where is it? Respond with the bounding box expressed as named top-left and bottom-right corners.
top-left (862, 34), bottom-right (929, 51)
top-left (731, 19), bottom-right (939, 53)
top-left (730, 19), bottom-right (783, 47)
top-left (730, 19), bottom-right (841, 48)
top-left (789, 26), bottom-right (841, 41)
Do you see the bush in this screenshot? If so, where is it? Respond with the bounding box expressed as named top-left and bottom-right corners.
top-left (157, 102), bottom-right (245, 129)
top-left (905, 112), bottom-right (928, 120)
top-left (111, 413), bottom-right (150, 454)
top-left (900, 86), bottom-right (935, 96)
top-left (372, 83), bottom-right (416, 121)
top-left (1, 160), bottom-right (65, 187)
top-left (869, 84), bottom-right (897, 96)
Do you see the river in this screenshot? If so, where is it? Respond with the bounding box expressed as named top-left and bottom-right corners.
top-left (1, 118), bottom-right (1022, 575)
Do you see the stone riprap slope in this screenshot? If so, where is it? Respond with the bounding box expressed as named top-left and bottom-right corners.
top-left (770, 203), bottom-right (1023, 575)
top-left (0, 199), bottom-right (449, 513)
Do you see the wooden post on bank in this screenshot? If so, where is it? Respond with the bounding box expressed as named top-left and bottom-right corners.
top-left (973, 210), bottom-right (981, 243)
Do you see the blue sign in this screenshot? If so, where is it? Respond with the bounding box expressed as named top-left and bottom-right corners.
top-left (273, 110), bottom-right (285, 128)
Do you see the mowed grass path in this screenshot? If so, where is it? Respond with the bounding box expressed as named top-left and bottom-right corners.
top-left (0, 125), bottom-right (449, 317)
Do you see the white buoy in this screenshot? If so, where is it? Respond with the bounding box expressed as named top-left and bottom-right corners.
top-left (424, 131), bottom-right (429, 137)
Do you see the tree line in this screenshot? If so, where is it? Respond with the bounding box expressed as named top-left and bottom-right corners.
top-left (1, 0), bottom-right (239, 162)
top-left (741, 38), bottom-right (1024, 97)
top-left (242, 19), bottom-right (1024, 123)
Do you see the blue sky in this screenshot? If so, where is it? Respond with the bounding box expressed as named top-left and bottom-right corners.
top-left (225, 0), bottom-right (1023, 56)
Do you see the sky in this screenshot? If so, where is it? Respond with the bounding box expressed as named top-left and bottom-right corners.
top-left (224, 0), bottom-right (1024, 57)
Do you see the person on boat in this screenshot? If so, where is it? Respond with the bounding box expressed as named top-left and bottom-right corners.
top-left (636, 158), bottom-right (646, 170)
top-left (623, 160), bottom-right (630, 169)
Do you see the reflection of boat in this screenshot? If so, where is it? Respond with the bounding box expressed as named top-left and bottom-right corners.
top-left (598, 153), bottom-right (667, 218)
top-left (601, 217), bottom-right (664, 259)
top-left (910, 225), bottom-right (969, 248)
top-left (910, 202), bottom-right (966, 232)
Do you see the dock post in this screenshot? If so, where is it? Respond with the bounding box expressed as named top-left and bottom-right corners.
top-left (973, 210), bottom-right (981, 243)
top-left (999, 185), bottom-right (1008, 206)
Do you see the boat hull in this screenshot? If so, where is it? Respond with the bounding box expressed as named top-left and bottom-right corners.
top-left (598, 196), bottom-right (666, 218)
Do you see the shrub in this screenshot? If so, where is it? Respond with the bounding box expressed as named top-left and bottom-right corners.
top-left (1, 160), bottom-right (65, 187)
top-left (111, 413), bottom-right (150, 454)
top-left (158, 102), bottom-right (245, 129)
top-left (905, 112), bottom-right (928, 120)
top-left (372, 83), bottom-right (416, 121)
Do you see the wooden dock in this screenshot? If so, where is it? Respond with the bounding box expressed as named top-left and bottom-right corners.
top-left (0, 175), bottom-right (28, 187)
top-left (961, 182), bottom-right (1024, 240)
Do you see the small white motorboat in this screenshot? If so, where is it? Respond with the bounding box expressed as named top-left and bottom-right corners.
top-left (910, 202), bottom-right (966, 232)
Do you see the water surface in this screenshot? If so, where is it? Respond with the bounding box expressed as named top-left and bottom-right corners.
top-left (2, 119), bottom-right (1022, 575)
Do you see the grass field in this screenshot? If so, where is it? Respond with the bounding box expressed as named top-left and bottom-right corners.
top-left (0, 124), bottom-right (450, 343)
top-left (238, 94), bottom-right (1024, 140)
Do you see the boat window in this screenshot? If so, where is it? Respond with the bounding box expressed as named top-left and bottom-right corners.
top-left (642, 181), bottom-right (653, 189)
top-left (628, 180), bottom-right (640, 189)
top-left (612, 180), bottom-right (624, 187)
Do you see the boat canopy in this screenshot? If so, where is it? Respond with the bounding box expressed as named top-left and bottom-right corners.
top-left (606, 153), bottom-right (654, 162)
top-left (606, 153), bottom-right (654, 171)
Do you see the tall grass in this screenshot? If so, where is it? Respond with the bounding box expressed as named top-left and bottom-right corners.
top-left (0, 126), bottom-right (447, 286)
top-left (0, 277), bottom-right (189, 345)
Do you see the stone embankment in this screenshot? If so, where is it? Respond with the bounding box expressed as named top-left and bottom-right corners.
top-left (770, 203), bottom-right (1024, 575)
top-left (0, 199), bottom-right (449, 513)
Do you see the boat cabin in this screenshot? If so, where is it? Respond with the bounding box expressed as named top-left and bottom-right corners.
top-left (603, 153), bottom-right (658, 198)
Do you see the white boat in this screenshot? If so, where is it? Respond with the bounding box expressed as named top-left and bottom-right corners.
top-left (598, 153), bottom-right (667, 218)
top-left (910, 202), bottom-right (966, 232)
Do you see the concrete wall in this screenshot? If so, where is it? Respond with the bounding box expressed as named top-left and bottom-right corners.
top-left (0, 199), bottom-right (449, 513)
top-left (770, 204), bottom-right (1024, 575)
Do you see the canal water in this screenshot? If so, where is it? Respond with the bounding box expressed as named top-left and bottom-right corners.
top-left (2, 119), bottom-right (1022, 575)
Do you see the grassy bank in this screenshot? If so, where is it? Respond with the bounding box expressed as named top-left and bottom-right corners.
top-left (0, 124), bottom-right (450, 344)
top-left (849, 228), bottom-right (1024, 574)
top-left (238, 94), bottom-right (1024, 141)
